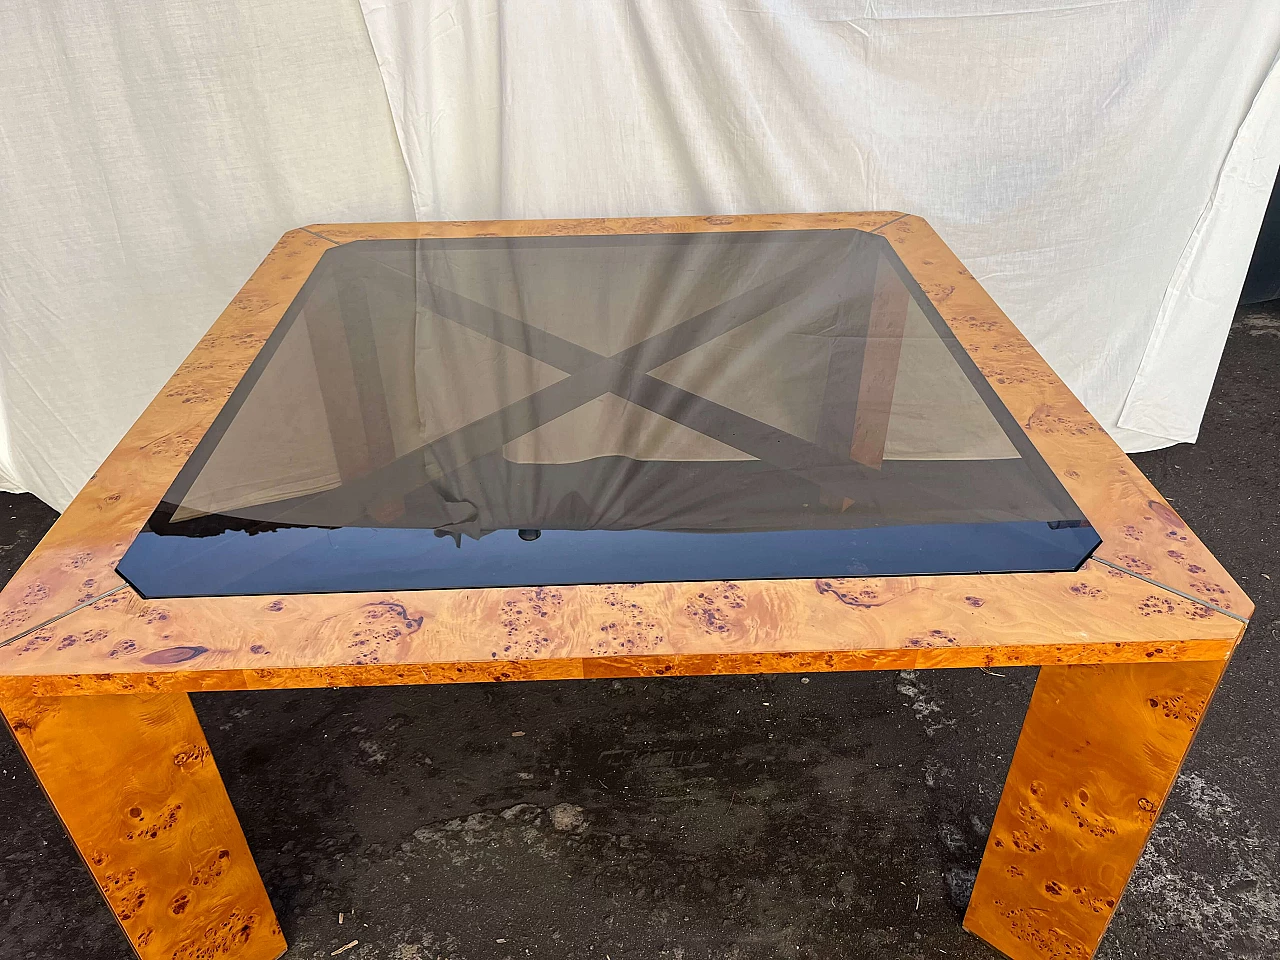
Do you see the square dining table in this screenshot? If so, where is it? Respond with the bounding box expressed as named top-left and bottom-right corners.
top-left (0, 213), bottom-right (1251, 960)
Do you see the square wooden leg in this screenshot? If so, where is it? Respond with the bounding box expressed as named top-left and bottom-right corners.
top-left (964, 659), bottom-right (1227, 959)
top-left (1, 691), bottom-right (286, 960)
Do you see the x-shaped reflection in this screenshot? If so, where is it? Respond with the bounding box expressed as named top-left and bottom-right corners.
top-left (274, 239), bottom-right (966, 526)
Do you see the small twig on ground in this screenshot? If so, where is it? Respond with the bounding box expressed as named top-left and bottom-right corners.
top-left (980, 666), bottom-right (1006, 678)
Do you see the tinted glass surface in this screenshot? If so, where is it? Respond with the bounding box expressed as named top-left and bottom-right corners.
top-left (118, 230), bottom-right (1097, 597)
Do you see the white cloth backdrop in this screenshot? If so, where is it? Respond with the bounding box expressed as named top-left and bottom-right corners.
top-left (0, 0), bottom-right (413, 508)
top-left (2, 0), bottom-right (1278, 509)
top-left (361, 0), bottom-right (1280, 449)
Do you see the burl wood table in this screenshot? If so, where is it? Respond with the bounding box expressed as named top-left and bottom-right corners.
top-left (0, 214), bottom-right (1251, 960)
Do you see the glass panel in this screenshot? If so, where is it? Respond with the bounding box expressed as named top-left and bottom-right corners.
top-left (118, 230), bottom-right (1097, 598)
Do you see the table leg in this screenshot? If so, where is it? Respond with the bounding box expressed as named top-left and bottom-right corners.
top-left (1, 691), bottom-right (285, 960)
top-left (964, 659), bottom-right (1227, 959)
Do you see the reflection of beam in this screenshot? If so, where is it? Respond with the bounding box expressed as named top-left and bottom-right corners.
top-left (335, 259), bottom-right (400, 475)
top-left (303, 268), bottom-right (377, 481)
top-left (307, 257), bottom-right (409, 521)
top-left (617, 374), bottom-right (967, 515)
top-left (850, 256), bottom-right (910, 468)
top-left (811, 252), bottom-right (911, 512)
top-left (813, 253), bottom-right (878, 509)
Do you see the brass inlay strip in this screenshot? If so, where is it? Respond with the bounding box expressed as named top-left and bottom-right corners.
top-left (1091, 556), bottom-right (1248, 624)
top-left (0, 584), bottom-right (131, 649)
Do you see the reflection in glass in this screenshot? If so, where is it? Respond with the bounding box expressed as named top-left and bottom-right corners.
top-left (118, 230), bottom-right (1097, 597)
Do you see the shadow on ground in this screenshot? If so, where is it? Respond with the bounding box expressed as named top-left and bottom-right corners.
top-left (0, 303), bottom-right (1276, 959)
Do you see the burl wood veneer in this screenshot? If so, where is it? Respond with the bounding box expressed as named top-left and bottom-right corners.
top-left (965, 660), bottom-right (1227, 958)
top-left (0, 214), bottom-right (1251, 960)
top-left (1, 691), bottom-right (283, 960)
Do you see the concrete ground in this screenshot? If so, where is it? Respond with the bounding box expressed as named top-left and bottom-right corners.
top-left (0, 302), bottom-right (1276, 960)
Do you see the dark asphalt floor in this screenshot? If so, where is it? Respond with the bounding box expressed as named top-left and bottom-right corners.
top-left (0, 303), bottom-right (1276, 960)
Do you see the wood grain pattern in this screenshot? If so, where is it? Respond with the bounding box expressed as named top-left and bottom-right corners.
top-left (0, 229), bottom-right (338, 642)
top-left (0, 691), bottom-right (284, 960)
top-left (0, 558), bottom-right (1242, 698)
top-left (874, 216), bottom-right (1250, 617)
top-left (302, 212), bottom-right (907, 244)
top-left (0, 214), bottom-right (1251, 702)
top-left (964, 659), bottom-right (1226, 959)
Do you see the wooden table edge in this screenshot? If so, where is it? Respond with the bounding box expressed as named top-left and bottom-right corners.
top-left (300, 211), bottom-right (911, 243)
top-left (0, 213), bottom-right (1253, 669)
top-left (0, 632), bottom-right (1241, 699)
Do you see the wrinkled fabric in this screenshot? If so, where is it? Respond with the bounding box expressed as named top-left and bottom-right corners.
top-left (0, 0), bottom-right (413, 508)
top-left (359, 0), bottom-right (1280, 451)
top-left (167, 232), bottom-right (1053, 535)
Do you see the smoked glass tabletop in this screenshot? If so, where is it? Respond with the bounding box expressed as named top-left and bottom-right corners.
top-left (117, 229), bottom-right (1098, 598)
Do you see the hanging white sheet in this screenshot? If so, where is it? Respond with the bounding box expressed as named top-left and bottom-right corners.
top-left (0, 0), bottom-right (414, 508)
top-left (359, 0), bottom-right (1280, 452)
